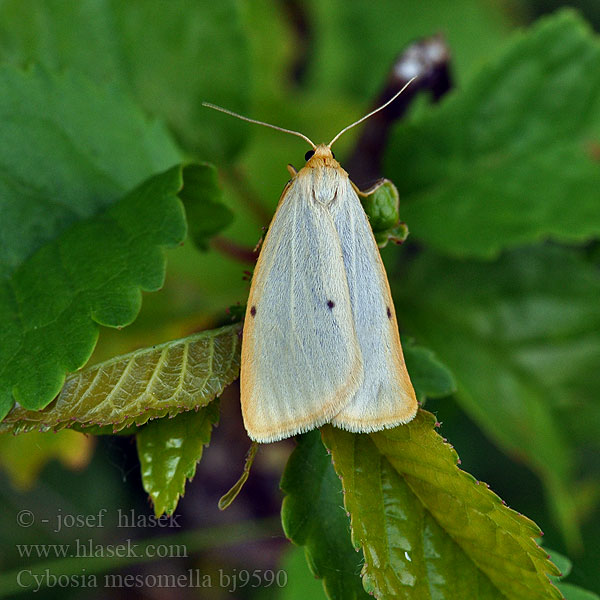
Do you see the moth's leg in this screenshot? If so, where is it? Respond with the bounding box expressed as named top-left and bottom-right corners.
top-left (353, 178), bottom-right (388, 197)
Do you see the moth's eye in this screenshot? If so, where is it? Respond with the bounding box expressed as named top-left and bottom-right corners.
top-left (331, 151), bottom-right (336, 159)
top-left (304, 150), bottom-right (315, 161)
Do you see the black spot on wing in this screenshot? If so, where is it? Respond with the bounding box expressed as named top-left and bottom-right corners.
top-left (327, 300), bottom-right (335, 310)
top-left (386, 306), bottom-right (392, 319)
top-left (250, 306), bottom-right (257, 317)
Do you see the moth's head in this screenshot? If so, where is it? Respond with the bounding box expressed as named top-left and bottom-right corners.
top-left (303, 144), bottom-right (339, 169)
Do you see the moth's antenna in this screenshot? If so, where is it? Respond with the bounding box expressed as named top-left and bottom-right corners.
top-left (327, 76), bottom-right (417, 148)
top-left (202, 102), bottom-right (316, 149)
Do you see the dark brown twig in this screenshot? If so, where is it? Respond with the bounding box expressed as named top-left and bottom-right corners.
top-left (345, 34), bottom-right (453, 188)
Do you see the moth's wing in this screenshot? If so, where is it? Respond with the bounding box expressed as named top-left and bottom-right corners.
top-left (241, 176), bottom-right (363, 443)
top-left (330, 179), bottom-right (417, 431)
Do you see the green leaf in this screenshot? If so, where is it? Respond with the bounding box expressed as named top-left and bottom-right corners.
top-left (0, 65), bottom-right (181, 279)
top-left (70, 423), bottom-right (140, 437)
top-left (322, 412), bottom-right (562, 600)
top-left (281, 430), bottom-right (370, 600)
top-left (361, 180), bottom-right (400, 232)
top-left (137, 402), bottom-right (220, 516)
top-left (0, 64), bottom-right (187, 417)
top-left (0, 0), bottom-right (250, 161)
top-left (180, 164), bottom-right (234, 250)
top-left (548, 548), bottom-right (572, 580)
top-left (1, 168), bottom-right (187, 417)
top-left (359, 180), bottom-right (409, 248)
top-left (546, 548), bottom-right (600, 600)
top-left (0, 323), bottom-right (241, 434)
top-left (387, 10), bottom-right (600, 257)
top-left (558, 583), bottom-right (600, 600)
top-left (404, 345), bottom-right (456, 403)
top-left (394, 244), bottom-right (600, 547)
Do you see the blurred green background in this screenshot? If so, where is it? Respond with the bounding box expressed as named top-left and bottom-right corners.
top-left (0, 0), bottom-right (599, 598)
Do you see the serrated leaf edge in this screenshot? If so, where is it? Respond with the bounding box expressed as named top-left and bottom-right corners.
top-left (0, 323), bottom-right (242, 434)
top-left (323, 413), bottom-right (563, 600)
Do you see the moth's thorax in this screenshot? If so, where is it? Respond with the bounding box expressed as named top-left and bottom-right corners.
top-left (294, 144), bottom-right (349, 206)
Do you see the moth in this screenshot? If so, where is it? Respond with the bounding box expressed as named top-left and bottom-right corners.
top-left (204, 81), bottom-right (418, 442)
